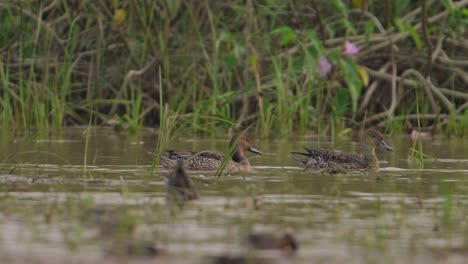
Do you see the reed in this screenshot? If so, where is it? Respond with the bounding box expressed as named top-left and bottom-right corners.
top-left (82, 110), bottom-right (93, 178)
top-left (413, 89), bottom-right (424, 168)
top-left (0, 1), bottom-right (465, 136)
top-left (214, 123), bottom-right (255, 177)
top-left (151, 68), bottom-right (185, 172)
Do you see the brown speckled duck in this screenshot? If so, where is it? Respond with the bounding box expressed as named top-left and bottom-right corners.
top-left (161, 135), bottom-right (262, 174)
top-left (247, 232), bottom-right (298, 253)
top-left (291, 129), bottom-right (393, 171)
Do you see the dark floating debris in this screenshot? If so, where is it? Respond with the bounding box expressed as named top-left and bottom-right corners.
top-left (212, 255), bottom-right (276, 264)
top-left (166, 159), bottom-right (198, 204)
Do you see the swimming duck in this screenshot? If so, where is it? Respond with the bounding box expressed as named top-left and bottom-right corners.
top-left (161, 135), bottom-right (262, 174)
top-left (85, 206), bottom-right (136, 238)
top-left (247, 232), bottom-right (298, 253)
top-left (166, 159), bottom-right (198, 203)
top-left (291, 129), bottom-right (393, 171)
top-left (211, 255), bottom-right (277, 264)
top-left (126, 241), bottom-right (161, 257)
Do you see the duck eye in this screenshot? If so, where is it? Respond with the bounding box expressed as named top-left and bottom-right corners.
top-left (372, 135), bottom-right (376, 138)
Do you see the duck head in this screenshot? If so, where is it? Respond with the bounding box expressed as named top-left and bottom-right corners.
top-left (279, 233), bottom-right (299, 252)
top-left (229, 135), bottom-right (262, 163)
top-left (364, 129), bottom-right (393, 151)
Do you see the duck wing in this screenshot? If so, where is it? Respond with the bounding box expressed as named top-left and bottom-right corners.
top-left (292, 147), bottom-right (368, 169)
top-left (160, 150), bottom-right (193, 168)
top-left (164, 150), bottom-right (197, 159)
top-left (162, 150), bottom-right (226, 170)
top-left (165, 150), bottom-right (224, 160)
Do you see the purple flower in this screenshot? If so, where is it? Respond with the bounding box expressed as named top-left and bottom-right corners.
top-left (342, 41), bottom-right (359, 55)
top-left (318, 56), bottom-right (332, 76)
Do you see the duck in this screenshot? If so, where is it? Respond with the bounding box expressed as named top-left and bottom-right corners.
top-left (105, 240), bottom-right (163, 258)
top-left (211, 255), bottom-right (277, 264)
top-left (85, 206), bottom-right (136, 238)
top-left (125, 241), bottom-right (161, 257)
top-left (161, 134), bottom-right (262, 174)
top-left (291, 129), bottom-right (393, 171)
top-left (247, 232), bottom-right (298, 253)
top-left (166, 159), bottom-right (198, 203)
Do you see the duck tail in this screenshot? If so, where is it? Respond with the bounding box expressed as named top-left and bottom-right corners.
top-left (160, 155), bottom-right (177, 168)
top-left (290, 156), bottom-right (305, 163)
top-left (291, 146), bottom-right (312, 157)
top-left (289, 152), bottom-right (308, 165)
top-left (290, 151), bottom-right (309, 157)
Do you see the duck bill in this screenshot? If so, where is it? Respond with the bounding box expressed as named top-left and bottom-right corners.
top-left (380, 141), bottom-right (393, 152)
top-left (249, 147), bottom-right (263, 155)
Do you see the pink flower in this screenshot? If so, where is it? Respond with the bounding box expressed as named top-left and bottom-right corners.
top-left (318, 56), bottom-right (332, 76)
top-left (342, 41), bottom-right (359, 55)
top-left (410, 129), bottom-right (418, 141)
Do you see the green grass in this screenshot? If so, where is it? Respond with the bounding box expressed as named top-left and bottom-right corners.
top-left (0, 1), bottom-right (466, 137)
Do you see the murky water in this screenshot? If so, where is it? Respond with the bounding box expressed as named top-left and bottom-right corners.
top-left (0, 127), bottom-right (467, 263)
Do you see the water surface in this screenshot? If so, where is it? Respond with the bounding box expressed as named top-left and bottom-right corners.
top-left (0, 127), bottom-right (467, 263)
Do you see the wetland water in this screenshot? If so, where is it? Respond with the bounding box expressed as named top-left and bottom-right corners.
top-left (0, 127), bottom-right (467, 263)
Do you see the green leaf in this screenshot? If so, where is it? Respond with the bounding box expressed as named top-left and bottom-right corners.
top-left (407, 24), bottom-right (422, 50)
top-left (330, 0), bottom-right (347, 15)
top-left (394, 18), bottom-right (422, 50)
top-left (341, 19), bottom-right (357, 35)
top-left (394, 0), bottom-right (410, 17)
top-left (442, 0), bottom-right (454, 12)
top-left (339, 60), bottom-right (362, 115)
top-left (326, 24), bottom-right (336, 39)
top-left (328, 49), bottom-right (341, 64)
top-left (215, 31), bottom-right (232, 53)
top-left (334, 88), bottom-right (349, 118)
top-left (271, 26), bottom-right (296, 46)
top-left (223, 53), bottom-right (237, 72)
top-left (364, 20), bottom-right (375, 43)
top-left (394, 18), bottom-right (406, 33)
top-left (166, 0), bottom-right (182, 19)
top-left (303, 50), bottom-right (316, 72)
top-left (233, 42), bottom-right (246, 59)
top-left (304, 30), bottom-right (324, 54)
